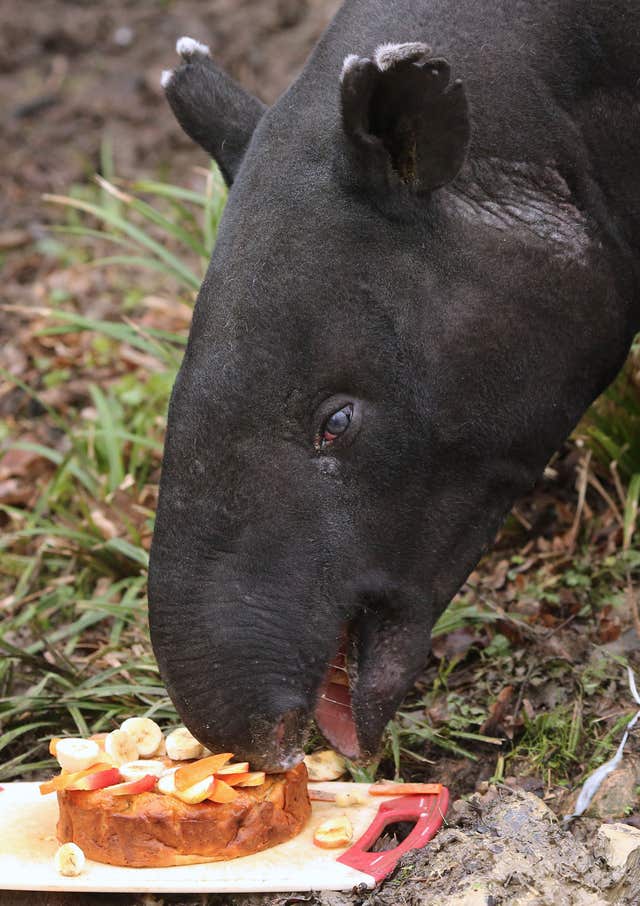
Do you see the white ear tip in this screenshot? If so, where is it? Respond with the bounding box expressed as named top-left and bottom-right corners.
top-left (176, 36), bottom-right (210, 59)
top-left (160, 69), bottom-right (174, 89)
top-left (374, 41), bottom-right (430, 71)
top-left (340, 53), bottom-right (361, 81)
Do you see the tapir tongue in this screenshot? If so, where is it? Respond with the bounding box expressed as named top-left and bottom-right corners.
top-left (314, 641), bottom-right (360, 759)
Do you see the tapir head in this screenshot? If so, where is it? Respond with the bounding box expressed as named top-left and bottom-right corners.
top-left (149, 38), bottom-right (633, 770)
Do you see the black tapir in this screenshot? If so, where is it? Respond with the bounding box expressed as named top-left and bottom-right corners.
top-left (149, 2), bottom-right (640, 771)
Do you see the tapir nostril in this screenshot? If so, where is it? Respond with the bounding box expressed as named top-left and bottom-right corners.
top-left (274, 707), bottom-right (304, 746)
top-left (266, 708), bottom-right (306, 772)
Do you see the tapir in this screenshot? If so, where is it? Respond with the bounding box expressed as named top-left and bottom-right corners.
top-left (148, 0), bottom-right (640, 771)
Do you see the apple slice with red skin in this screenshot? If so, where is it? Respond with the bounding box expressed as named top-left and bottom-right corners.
top-left (106, 774), bottom-right (158, 797)
top-left (39, 766), bottom-right (121, 795)
top-left (68, 767), bottom-right (122, 791)
top-left (216, 762), bottom-right (250, 775)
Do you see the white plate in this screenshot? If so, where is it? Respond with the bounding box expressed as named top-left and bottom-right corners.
top-left (0, 781), bottom-right (387, 893)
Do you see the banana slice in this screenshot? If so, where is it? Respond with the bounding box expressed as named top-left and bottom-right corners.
top-left (54, 842), bottom-right (85, 877)
top-left (120, 717), bottom-right (163, 758)
top-left (118, 759), bottom-right (166, 782)
top-left (105, 729), bottom-right (139, 766)
top-left (304, 749), bottom-right (347, 781)
top-left (313, 815), bottom-right (353, 849)
top-left (335, 789), bottom-right (367, 807)
top-left (55, 738), bottom-right (101, 773)
top-left (156, 769), bottom-right (178, 795)
top-left (165, 727), bottom-right (204, 761)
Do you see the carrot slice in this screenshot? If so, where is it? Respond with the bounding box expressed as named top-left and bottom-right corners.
top-left (174, 753), bottom-right (233, 791)
top-left (208, 778), bottom-right (238, 803)
top-left (368, 782), bottom-right (443, 796)
top-left (48, 737), bottom-right (61, 756)
top-left (215, 771), bottom-right (251, 787)
top-left (233, 771), bottom-right (265, 787)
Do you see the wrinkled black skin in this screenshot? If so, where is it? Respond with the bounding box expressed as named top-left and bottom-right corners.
top-left (149, 0), bottom-right (640, 771)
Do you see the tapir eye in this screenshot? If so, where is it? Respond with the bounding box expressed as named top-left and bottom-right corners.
top-left (321, 405), bottom-right (353, 446)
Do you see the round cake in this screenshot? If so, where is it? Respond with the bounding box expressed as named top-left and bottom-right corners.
top-left (56, 762), bottom-right (310, 867)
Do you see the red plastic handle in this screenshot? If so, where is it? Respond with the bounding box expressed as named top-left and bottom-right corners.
top-left (337, 788), bottom-right (449, 885)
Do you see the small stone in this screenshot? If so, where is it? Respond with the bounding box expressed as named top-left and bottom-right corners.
top-left (450, 798), bottom-right (475, 826)
top-left (113, 26), bottom-right (134, 47)
top-left (479, 786), bottom-right (499, 806)
top-left (596, 823), bottom-right (640, 868)
top-left (446, 884), bottom-right (491, 906)
top-left (582, 761), bottom-right (640, 820)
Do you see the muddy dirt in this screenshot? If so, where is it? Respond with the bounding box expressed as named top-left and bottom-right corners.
top-left (1, 0), bottom-right (340, 230)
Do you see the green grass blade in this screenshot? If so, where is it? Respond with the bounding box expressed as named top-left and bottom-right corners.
top-left (103, 538), bottom-right (149, 568)
top-left (131, 180), bottom-right (211, 207)
top-left (623, 473), bottom-right (640, 550)
top-left (44, 194), bottom-right (201, 289)
top-left (89, 385), bottom-right (125, 492)
top-left (38, 309), bottom-right (186, 362)
top-left (50, 225), bottom-right (133, 247)
top-left (0, 722), bottom-right (55, 754)
top-left (95, 176), bottom-right (209, 259)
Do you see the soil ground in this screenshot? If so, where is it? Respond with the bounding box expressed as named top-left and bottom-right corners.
top-left (1, 0), bottom-right (340, 230)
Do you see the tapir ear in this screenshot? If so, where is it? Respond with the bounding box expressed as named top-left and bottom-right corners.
top-left (161, 37), bottom-right (266, 187)
top-left (340, 43), bottom-right (470, 195)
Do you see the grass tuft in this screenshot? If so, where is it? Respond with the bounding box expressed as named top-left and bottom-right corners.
top-left (0, 161), bottom-right (226, 779)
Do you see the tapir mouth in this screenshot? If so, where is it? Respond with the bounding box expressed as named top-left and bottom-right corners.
top-left (313, 627), bottom-right (361, 759)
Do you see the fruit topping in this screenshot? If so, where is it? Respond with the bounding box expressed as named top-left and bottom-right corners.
top-left (120, 717), bottom-right (163, 757)
top-left (54, 739), bottom-right (102, 773)
top-left (165, 726), bottom-right (205, 761)
top-left (207, 778), bottom-right (238, 803)
top-left (104, 729), bottom-right (139, 766)
top-left (54, 842), bottom-right (85, 876)
top-left (107, 774), bottom-right (158, 796)
top-left (216, 762), bottom-right (250, 775)
top-left (174, 753), bottom-right (233, 791)
top-left (118, 759), bottom-right (166, 782)
top-left (303, 749), bottom-right (347, 781)
top-left (232, 771), bottom-right (266, 787)
top-left (313, 815), bottom-right (353, 849)
top-left (39, 766), bottom-right (121, 795)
